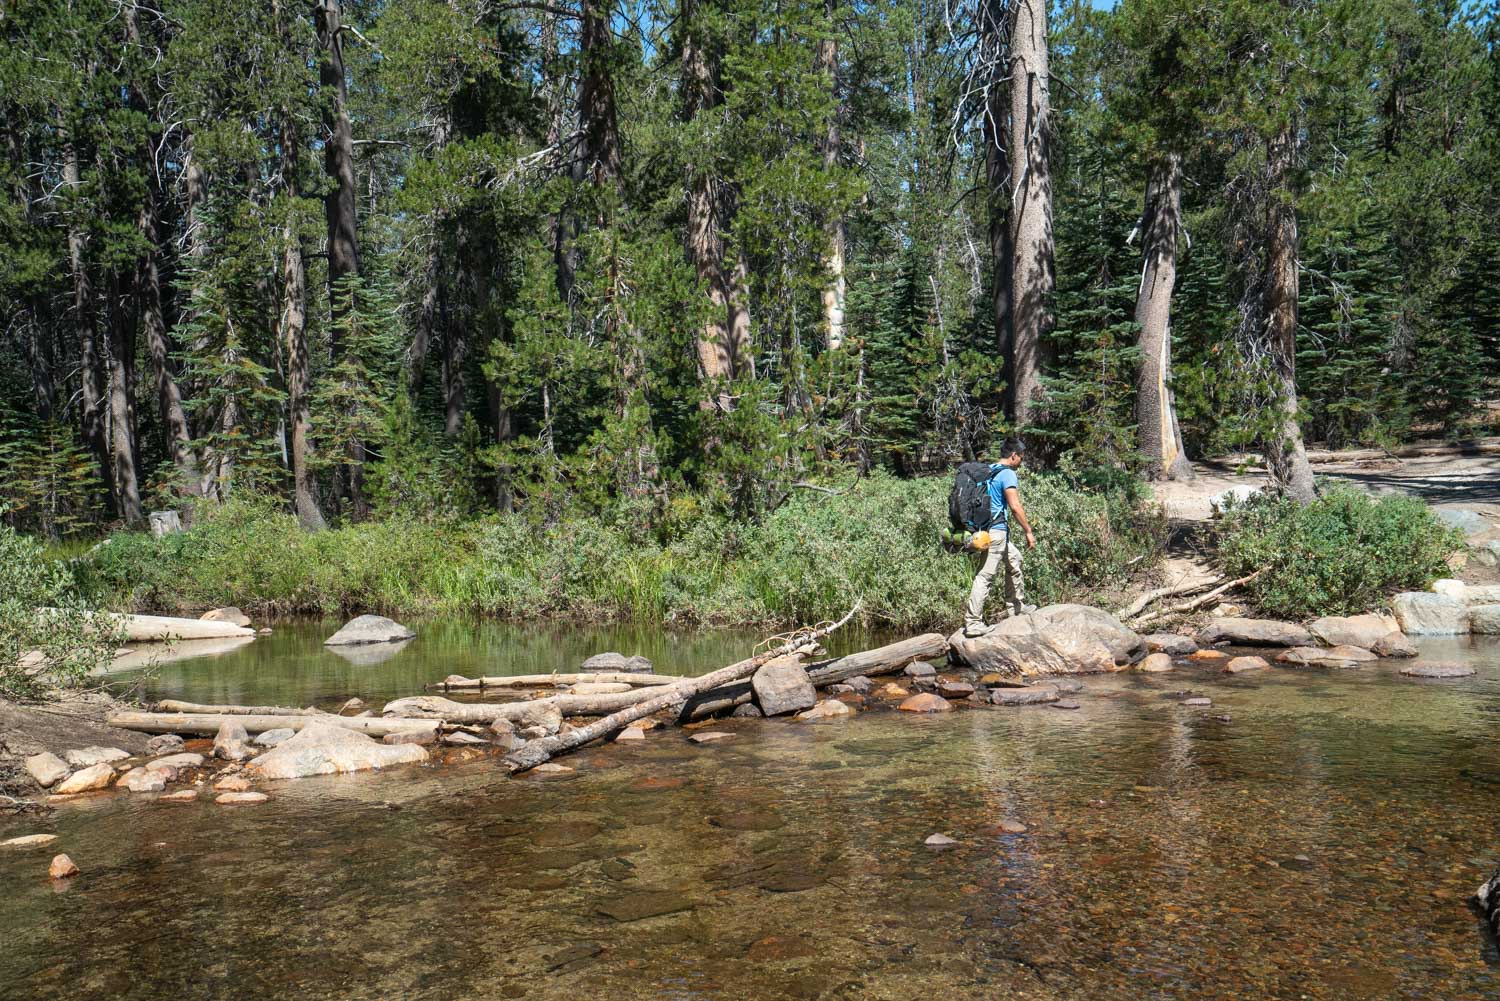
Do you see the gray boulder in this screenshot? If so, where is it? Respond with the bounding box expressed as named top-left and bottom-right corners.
top-left (119, 767), bottom-right (167, 793)
top-left (903, 661), bottom-right (937, 678)
top-left (844, 676), bottom-right (874, 694)
top-left (148, 510), bottom-right (182, 538)
top-left (248, 722), bottom-right (428, 780)
top-left (1144, 633), bottom-right (1197, 656)
top-left (580, 652), bottom-right (654, 673)
top-left (1391, 593), bottom-right (1469, 635)
top-left (1474, 540), bottom-right (1500, 569)
top-left (951, 608), bottom-right (1123, 680)
top-left (1471, 604), bottom-right (1500, 635)
top-left (752, 656), bottom-right (817, 717)
top-left (62, 746), bottom-right (130, 769)
top-left (24, 752), bottom-right (70, 789)
top-left (323, 614), bottom-right (416, 646)
top-left (213, 720), bottom-right (255, 762)
top-left (517, 701), bottom-right (563, 737)
top-left (146, 734), bottom-right (185, 756)
top-left (254, 728), bottom-right (296, 748)
top-left (1465, 585), bottom-right (1500, 605)
top-left (1022, 604), bottom-right (1147, 665)
top-left (990, 686), bottom-right (1060, 706)
top-left (1433, 507), bottom-right (1490, 537)
top-left (1195, 618), bottom-right (1313, 647)
top-left (1307, 614), bottom-right (1396, 650)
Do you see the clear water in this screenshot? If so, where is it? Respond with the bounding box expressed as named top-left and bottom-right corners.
top-left (4, 624), bottom-right (1500, 1000)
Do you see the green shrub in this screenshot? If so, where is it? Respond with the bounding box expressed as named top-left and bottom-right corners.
top-left (74, 471), bottom-right (1165, 631)
top-left (1, 521), bottom-right (119, 699)
top-left (1211, 484), bottom-right (1462, 620)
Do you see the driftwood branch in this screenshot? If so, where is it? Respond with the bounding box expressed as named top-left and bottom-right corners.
top-left (1113, 575), bottom-right (1224, 621)
top-left (153, 700), bottom-right (328, 716)
top-left (1128, 570), bottom-right (1264, 628)
top-left (503, 604), bottom-right (862, 774)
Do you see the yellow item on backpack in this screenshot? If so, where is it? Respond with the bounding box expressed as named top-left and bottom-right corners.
top-left (969, 530), bottom-right (991, 552)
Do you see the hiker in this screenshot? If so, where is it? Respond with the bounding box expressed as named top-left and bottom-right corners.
top-left (963, 438), bottom-right (1037, 638)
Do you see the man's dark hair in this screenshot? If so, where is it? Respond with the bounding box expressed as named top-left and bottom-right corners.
top-left (1001, 437), bottom-right (1026, 457)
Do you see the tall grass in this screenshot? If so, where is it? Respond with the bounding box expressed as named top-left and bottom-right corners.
top-left (73, 471), bottom-right (1164, 631)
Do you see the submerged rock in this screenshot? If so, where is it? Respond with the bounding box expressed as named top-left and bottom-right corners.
top-left (24, 752), bottom-right (70, 789)
top-left (323, 615), bottom-right (416, 646)
top-left (752, 655), bottom-right (817, 716)
top-left (3, 834), bottom-right (59, 849)
top-left (158, 789), bottom-right (199, 803)
top-left (215, 792), bottom-right (269, 805)
top-left (843, 676), bottom-right (874, 694)
top-left (49, 854), bottom-right (80, 879)
top-left (1276, 645), bottom-right (1377, 669)
top-left (937, 680), bottom-right (976, 699)
top-left (1391, 593), bottom-right (1469, 635)
top-left (595, 890), bottom-right (694, 922)
top-left (990, 686), bottom-right (1059, 706)
top-left (147, 752), bottom-right (204, 772)
top-left (1180, 697), bottom-right (1212, 707)
top-left (248, 721), bottom-right (428, 780)
top-left (1224, 655), bottom-right (1269, 673)
top-left (615, 726), bottom-right (647, 741)
top-left (1144, 633), bottom-right (1197, 656)
top-left (688, 731), bottom-right (734, 744)
top-left (1195, 618), bottom-right (1313, 647)
top-left (1401, 662), bottom-right (1476, 679)
top-left (1188, 649), bottom-right (1228, 661)
top-left (924, 833), bottom-right (958, 847)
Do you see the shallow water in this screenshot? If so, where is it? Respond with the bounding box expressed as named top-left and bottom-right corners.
top-left (5, 625), bottom-right (1500, 1000)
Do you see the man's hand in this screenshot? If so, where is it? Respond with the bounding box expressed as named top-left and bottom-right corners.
top-left (1024, 529), bottom-right (1036, 549)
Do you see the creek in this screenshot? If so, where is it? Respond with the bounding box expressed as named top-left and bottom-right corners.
top-left (3, 622), bottom-right (1500, 999)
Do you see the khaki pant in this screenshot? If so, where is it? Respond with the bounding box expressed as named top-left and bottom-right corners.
top-left (965, 534), bottom-right (1026, 627)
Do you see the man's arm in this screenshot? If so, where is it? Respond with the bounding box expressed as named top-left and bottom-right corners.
top-left (1004, 486), bottom-right (1036, 548)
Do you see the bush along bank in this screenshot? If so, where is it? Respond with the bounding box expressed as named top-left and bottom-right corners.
top-left (1210, 484), bottom-right (1464, 621)
top-left (72, 470), bottom-right (1165, 632)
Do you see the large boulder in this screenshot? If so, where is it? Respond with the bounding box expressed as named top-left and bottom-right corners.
top-left (1391, 593), bottom-right (1469, 635)
top-left (1021, 604), bottom-right (1146, 665)
top-left (248, 722), bottom-right (428, 780)
top-left (1465, 585), bottom-right (1500, 605)
top-left (1307, 614), bottom-right (1397, 650)
top-left (751, 656), bottom-right (817, 717)
top-left (949, 609), bottom-right (1123, 681)
top-left (323, 615), bottom-right (416, 646)
top-left (1434, 508), bottom-right (1490, 537)
top-left (1195, 618), bottom-right (1313, 648)
top-left (1471, 605), bottom-right (1500, 635)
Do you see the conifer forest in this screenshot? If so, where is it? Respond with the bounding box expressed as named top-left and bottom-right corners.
top-left (2, 0), bottom-right (1497, 537)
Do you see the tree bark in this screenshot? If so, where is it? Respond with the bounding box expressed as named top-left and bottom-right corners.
top-left (983, 0), bottom-right (1012, 370)
top-left (104, 266), bottom-right (144, 526)
top-left (276, 115), bottom-right (327, 530)
top-left (109, 712), bottom-right (439, 739)
top-left (316, 0), bottom-right (361, 311)
top-left (818, 0), bottom-right (847, 351)
top-left (1262, 125), bottom-right (1316, 504)
top-left (1133, 154), bottom-right (1193, 481)
top-left (63, 136), bottom-right (111, 501)
top-left (1007, 0), bottom-right (1054, 429)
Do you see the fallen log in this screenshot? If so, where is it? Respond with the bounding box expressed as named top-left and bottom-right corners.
top-left (425, 672), bottom-right (681, 691)
top-left (153, 700), bottom-right (327, 716)
top-left (681, 632), bottom-right (948, 722)
top-left (108, 712), bottom-right (440, 739)
top-left (1128, 570), bottom-right (1264, 629)
top-left (81, 610), bottom-right (255, 642)
top-left (385, 689), bottom-right (660, 723)
top-left (503, 604), bottom-right (861, 774)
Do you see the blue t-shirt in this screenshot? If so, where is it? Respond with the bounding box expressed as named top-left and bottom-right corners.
top-left (987, 465), bottom-right (1018, 534)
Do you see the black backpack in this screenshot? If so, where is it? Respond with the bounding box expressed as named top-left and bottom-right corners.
top-left (949, 462), bottom-right (997, 533)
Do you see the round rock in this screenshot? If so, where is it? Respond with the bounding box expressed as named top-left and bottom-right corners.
top-left (1401, 663), bottom-right (1476, 679)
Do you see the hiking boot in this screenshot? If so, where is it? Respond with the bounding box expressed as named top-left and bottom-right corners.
top-left (963, 622), bottom-right (995, 638)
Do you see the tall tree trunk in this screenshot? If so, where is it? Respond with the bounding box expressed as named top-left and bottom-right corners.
top-left (818, 0), bottom-right (846, 351)
top-left (63, 136), bottom-right (111, 500)
top-left (278, 118), bottom-right (327, 531)
top-left (316, 0), bottom-right (360, 312)
top-left (982, 0), bottom-right (1012, 385)
top-left (681, 0), bottom-right (735, 411)
top-left (728, 251), bottom-right (754, 379)
top-left (442, 314), bottom-right (467, 436)
top-left (105, 273), bottom-right (144, 526)
top-left (1007, 0), bottom-right (1054, 429)
top-left (1262, 125), bottom-right (1315, 503)
top-left (541, 12), bottom-right (576, 306)
top-left (1133, 154), bottom-right (1193, 481)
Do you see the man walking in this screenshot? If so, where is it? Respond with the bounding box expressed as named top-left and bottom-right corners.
top-left (963, 438), bottom-right (1037, 638)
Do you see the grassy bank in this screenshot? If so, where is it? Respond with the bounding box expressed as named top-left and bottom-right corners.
top-left (73, 471), bottom-right (1164, 632)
